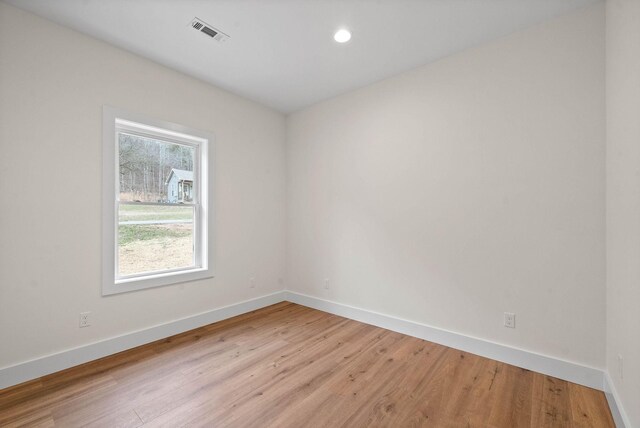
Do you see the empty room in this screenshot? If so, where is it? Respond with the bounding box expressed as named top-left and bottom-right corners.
top-left (0, 0), bottom-right (638, 426)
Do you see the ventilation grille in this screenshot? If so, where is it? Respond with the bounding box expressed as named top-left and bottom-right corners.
top-left (191, 18), bottom-right (229, 42)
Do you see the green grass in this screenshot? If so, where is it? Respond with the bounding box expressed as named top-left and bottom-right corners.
top-left (119, 225), bottom-right (192, 245)
top-left (118, 204), bottom-right (193, 222)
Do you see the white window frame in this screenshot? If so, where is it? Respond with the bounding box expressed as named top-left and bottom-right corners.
top-left (102, 106), bottom-right (214, 295)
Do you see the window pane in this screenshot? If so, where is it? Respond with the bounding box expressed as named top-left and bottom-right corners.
top-left (119, 132), bottom-right (195, 203)
top-left (118, 205), bottom-right (194, 277)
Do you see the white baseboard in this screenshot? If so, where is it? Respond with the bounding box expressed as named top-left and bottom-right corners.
top-left (284, 290), bottom-right (605, 391)
top-left (604, 371), bottom-right (632, 428)
top-left (0, 291), bottom-right (286, 390)
top-left (2, 289), bottom-right (625, 427)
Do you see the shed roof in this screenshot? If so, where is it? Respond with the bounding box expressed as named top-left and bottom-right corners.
top-left (166, 168), bottom-right (193, 185)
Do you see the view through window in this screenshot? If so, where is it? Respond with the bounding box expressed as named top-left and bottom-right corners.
top-left (117, 133), bottom-right (197, 277)
top-left (103, 106), bottom-right (212, 295)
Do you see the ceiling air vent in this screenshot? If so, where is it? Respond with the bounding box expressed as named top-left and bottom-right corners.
top-left (191, 18), bottom-right (229, 42)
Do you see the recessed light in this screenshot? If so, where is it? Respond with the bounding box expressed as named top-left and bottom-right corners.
top-left (334, 29), bottom-right (351, 43)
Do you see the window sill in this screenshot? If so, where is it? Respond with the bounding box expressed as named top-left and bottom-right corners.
top-left (103, 267), bottom-right (213, 296)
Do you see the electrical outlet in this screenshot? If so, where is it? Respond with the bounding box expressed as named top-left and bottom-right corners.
top-left (504, 312), bottom-right (515, 328)
top-left (250, 276), bottom-right (256, 289)
top-left (618, 355), bottom-right (623, 380)
top-left (324, 278), bottom-right (330, 289)
top-left (79, 312), bottom-right (91, 328)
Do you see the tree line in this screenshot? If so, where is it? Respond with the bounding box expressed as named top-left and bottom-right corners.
top-left (119, 133), bottom-right (194, 202)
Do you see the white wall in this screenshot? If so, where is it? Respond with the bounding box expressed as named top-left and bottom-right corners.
top-left (0, 0), bottom-right (618, 395)
top-left (287, 4), bottom-right (606, 368)
top-left (606, 0), bottom-right (640, 425)
top-left (0, 2), bottom-right (286, 368)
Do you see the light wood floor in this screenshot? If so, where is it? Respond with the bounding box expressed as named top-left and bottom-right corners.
top-left (0, 302), bottom-right (614, 427)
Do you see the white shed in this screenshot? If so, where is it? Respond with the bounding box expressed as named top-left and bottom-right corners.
top-left (165, 168), bottom-right (193, 203)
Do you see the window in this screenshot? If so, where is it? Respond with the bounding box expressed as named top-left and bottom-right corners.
top-left (102, 106), bottom-right (213, 295)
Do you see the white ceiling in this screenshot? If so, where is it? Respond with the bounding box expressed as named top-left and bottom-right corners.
top-left (5, 0), bottom-right (599, 113)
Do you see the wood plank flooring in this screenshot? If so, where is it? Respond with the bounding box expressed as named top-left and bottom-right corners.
top-left (0, 302), bottom-right (614, 427)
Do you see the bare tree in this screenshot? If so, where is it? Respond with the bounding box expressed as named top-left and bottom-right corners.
top-left (118, 134), bottom-right (194, 202)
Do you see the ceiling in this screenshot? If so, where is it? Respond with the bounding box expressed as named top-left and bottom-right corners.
top-left (5, 0), bottom-right (599, 113)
